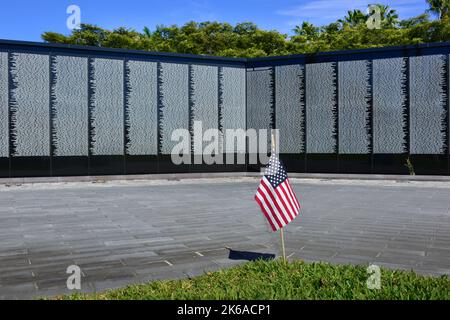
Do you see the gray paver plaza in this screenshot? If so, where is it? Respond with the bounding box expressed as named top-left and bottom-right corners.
top-left (0, 177), bottom-right (449, 299)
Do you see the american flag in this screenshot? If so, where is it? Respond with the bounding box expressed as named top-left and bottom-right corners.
top-left (255, 153), bottom-right (300, 231)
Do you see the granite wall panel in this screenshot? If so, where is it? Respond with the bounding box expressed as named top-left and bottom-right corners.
top-left (338, 60), bottom-right (371, 154)
top-left (305, 62), bottom-right (337, 153)
top-left (10, 53), bottom-right (50, 157)
top-left (125, 60), bottom-right (158, 155)
top-left (52, 55), bottom-right (89, 156)
top-left (275, 64), bottom-right (304, 153)
top-left (410, 55), bottom-right (447, 154)
top-left (373, 57), bottom-right (407, 154)
top-left (160, 63), bottom-right (189, 155)
top-left (90, 58), bottom-right (124, 156)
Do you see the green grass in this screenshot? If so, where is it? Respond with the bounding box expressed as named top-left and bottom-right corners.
top-left (61, 260), bottom-right (449, 300)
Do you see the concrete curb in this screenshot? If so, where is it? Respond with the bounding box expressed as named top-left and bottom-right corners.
top-left (288, 173), bottom-right (450, 182)
top-left (0, 172), bottom-right (253, 185)
top-left (0, 172), bottom-right (450, 185)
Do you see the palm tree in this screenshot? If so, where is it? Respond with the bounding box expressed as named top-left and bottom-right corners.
top-left (426, 0), bottom-right (450, 19)
top-left (377, 4), bottom-right (400, 27)
top-left (293, 22), bottom-right (319, 39)
top-left (143, 26), bottom-right (152, 38)
top-left (339, 9), bottom-right (367, 27)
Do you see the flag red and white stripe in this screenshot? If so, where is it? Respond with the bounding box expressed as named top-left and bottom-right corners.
top-left (255, 154), bottom-right (300, 231)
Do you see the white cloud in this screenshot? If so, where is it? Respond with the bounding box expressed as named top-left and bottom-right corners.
top-left (188, 0), bottom-right (218, 21)
top-left (277, 0), bottom-right (427, 25)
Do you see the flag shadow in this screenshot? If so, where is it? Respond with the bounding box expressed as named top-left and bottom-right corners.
top-left (227, 249), bottom-right (276, 261)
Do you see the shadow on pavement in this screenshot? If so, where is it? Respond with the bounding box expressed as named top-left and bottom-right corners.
top-left (227, 249), bottom-right (276, 261)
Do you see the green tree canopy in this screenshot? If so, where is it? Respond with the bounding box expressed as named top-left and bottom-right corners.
top-left (41, 1), bottom-right (450, 58)
top-left (427, 0), bottom-right (450, 19)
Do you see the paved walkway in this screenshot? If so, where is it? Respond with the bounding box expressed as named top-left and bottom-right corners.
top-left (0, 178), bottom-right (449, 299)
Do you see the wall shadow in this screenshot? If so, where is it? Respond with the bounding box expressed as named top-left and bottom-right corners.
top-left (227, 249), bottom-right (276, 261)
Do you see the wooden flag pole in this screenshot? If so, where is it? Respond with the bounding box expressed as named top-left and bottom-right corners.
top-left (280, 227), bottom-right (286, 263)
top-left (271, 130), bottom-right (287, 263)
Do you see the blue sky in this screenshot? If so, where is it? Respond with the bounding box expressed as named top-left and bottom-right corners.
top-left (0, 0), bottom-right (430, 41)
